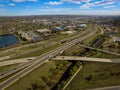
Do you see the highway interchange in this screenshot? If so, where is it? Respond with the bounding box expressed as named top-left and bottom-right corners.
top-left (0, 24), bottom-right (120, 90)
top-left (0, 24), bottom-right (92, 79)
top-left (0, 24), bottom-right (97, 90)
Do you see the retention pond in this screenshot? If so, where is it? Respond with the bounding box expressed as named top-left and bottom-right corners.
top-left (0, 34), bottom-right (19, 48)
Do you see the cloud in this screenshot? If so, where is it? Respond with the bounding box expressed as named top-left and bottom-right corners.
top-left (80, 4), bottom-right (90, 9)
top-left (92, 0), bottom-right (115, 6)
top-left (104, 5), bottom-right (115, 8)
top-left (9, 3), bottom-right (15, 6)
top-left (46, 1), bottom-right (62, 5)
top-left (80, 0), bottom-right (116, 9)
top-left (12, 0), bottom-right (25, 2)
top-left (27, 0), bottom-right (37, 2)
top-left (46, 0), bottom-right (91, 5)
top-left (39, 8), bottom-right (71, 12)
top-left (61, 0), bottom-right (90, 4)
top-left (12, 0), bottom-right (37, 2)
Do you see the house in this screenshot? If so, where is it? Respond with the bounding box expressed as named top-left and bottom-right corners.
top-left (52, 27), bottom-right (64, 33)
top-left (116, 38), bottom-right (120, 43)
top-left (60, 31), bottom-right (77, 35)
top-left (112, 37), bottom-right (120, 43)
top-left (78, 24), bottom-right (87, 28)
top-left (36, 29), bottom-right (51, 36)
top-left (18, 30), bottom-right (42, 41)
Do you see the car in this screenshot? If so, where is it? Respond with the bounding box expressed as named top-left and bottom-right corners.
top-left (48, 55), bottom-right (53, 58)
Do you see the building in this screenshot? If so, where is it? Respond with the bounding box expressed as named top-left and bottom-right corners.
top-left (18, 30), bottom-right (42, 41)
top-left (52, 27), bottom-right (64, 33)
top-left (60, 31), bottom-right (77, 35)
top-left (78, 24), bottom-right (87, 28)
top-left (36, 29), bottom-right (51, 36)
top-left (112, 37), bottom-right (120, 43)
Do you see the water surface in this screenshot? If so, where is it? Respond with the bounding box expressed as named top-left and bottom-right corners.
top-left (0, 34), bottom-right (19, 48)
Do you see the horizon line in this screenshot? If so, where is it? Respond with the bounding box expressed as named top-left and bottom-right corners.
top-left (0, 14), bottom-right (120, 17)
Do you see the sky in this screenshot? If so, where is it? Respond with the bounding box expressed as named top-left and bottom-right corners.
top-left (0, 0), bottom-right (120, 16)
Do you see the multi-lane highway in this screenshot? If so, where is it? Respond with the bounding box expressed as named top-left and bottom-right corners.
top-left (0, 57), bottom-right (36, 67)
top-left (0, 24), bottom-right (92, 79)
top-left (0, 42), bottom-right (57, 61)
top-left (52, 56), bottom-right (120, 63)
top-left (0, 25), bottom-right (97, 90)
top-left (0, 41), bottom-right (48, 56)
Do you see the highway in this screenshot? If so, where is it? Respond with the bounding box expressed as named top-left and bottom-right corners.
top-left (95, 24), bottom-right (104, 35)
top-left (0, 42), bottom-right (57, 61)
top-left (0, 24), bottom-right (93, 79)
top-left (0, 41), bottom-right (48, 56)
top-left (0, 57), bottom-right (36, 67)
top-left (0, 25), bottom-right (92, 61)
top-left (52, 56), bottom-right (120, 63)
top-left (79, 44), bottom-right (120, 56)
top-left (0, 25), bottom-right (97, 90)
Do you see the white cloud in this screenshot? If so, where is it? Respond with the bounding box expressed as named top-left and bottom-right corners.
top-left (92, 0), bottom-right (115, 6)
top-left (12, 0), bottom-right (37, 2)
top-left (46, 1), bottom-right (62, 5)
top-left (104, 5), bottom-right (115, 8)
top-left (80, 4), bottom-right (90, 9)
top-left (9, 3), bottom-right (15, 6)
top-left (46, 0), bottom-right (91, 5)
top-left (61, 0), bottom-right (90, 4)
top-left (12, 0), bottom-right (25, 2)
top-left (39, 8), bottom-right (71, 12)
top-left (0, 5), bottom-right (5, 12)
top-left (80, 0), bottom-right (116, 9)
top-left (27, 0), bottom-right (37, 2)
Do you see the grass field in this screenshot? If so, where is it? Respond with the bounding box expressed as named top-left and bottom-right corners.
top-left (60, 27), bottom-right (120, 90)
top-left (5, 61), bottom-right (71, 90)
top-left (92, 51), bottom-right (120, 59)
top-left (0, 64), bottom-right (20, 73)
top-left (66, 62), bottom-right (120, 90)
top-left (65, 49), bottom-right (120, 90)
top-left (5, 61), bottom-right (56, 90)
top-left (62, 45), bottom-right (86, 56)
top-left (0, 44), bottom-right (46, 57)
top-left (12, 44), bottom-right (62, 59)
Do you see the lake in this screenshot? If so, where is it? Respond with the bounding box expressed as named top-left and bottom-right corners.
top-left (0, 34), bottom-right (19, 48)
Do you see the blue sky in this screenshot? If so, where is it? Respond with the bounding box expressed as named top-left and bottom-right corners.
top-left (0, 0), bottom-right (120, 16)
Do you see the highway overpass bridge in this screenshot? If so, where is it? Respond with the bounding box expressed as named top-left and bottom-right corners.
top-left (79, 44), bottom-right (120, 56)
top-left (52, 56), bottom-right (120, 63)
